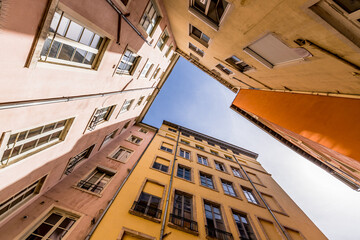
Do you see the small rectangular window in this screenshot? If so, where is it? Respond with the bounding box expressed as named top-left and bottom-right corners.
top-left (194, 137), bottom-right (202, 141)
top-left (210, 150), bottom-right (219, 156)
top-left (117, 49), bottom-right (140, 75)
top-left (23, 208), bottom-right (79, 239)
top-left (119, 99), bottom-right (134, 113)
top-left (189, 42), bottom-right (204, 57)
top-left (197, 155), bottom-right (208, 166)
top-left (152, 157), bottom-right (170, 173)
top-left (231, 167), bottom-right (244, 178)
top-left (208, 142), bottom-right (215, 146)
top-left (225, 55), bottom-right (252, 73)
top-left (110, 147), bottom-right (133, 162)
top-left (182, 132), bottom-right (190, 137)
top-left (165, 45), bottom-right (173, 57)
top-left (181, 139), bottom-right (190, 145)
top-left (196, 145), bottom-right (204, 150)
top-left (77, 167), bottom-right (115, 194)
top-left (128, 135), bottom-right (142, 145)
top-left (200, 172), bottom-right (214, 189)
top-left (215, 161), bottom-right (226, 172)
top-left (136, 96), bottom-right (145, 106)
top-left (139, 128), bottom-right (148, 134)
top-left (157, 30), bottom-right (169, 50)
top-left (216, 63), bottom-right (233, 75)
top-left (65, 145), bottom-right (94, 175)
top-left (179, 149), bottom-right (191, 159)
top-left (160, 142), bottom-right (173, 153)
top-left (232, 211), bottom-right (257, 240)
top-left (140, 61), bottom-right (154, 78)
top-left (189, 25), bottom-right (210, 47)
top-left (242, 187), bottom-right (259, 205)
top-left (140, 0), bottom-right (160, 35)
top-left (168, 128), bottom-right (177, 133)
top-left (221, 180), bottom-right (236, 197)
top-left (99, 130), bottom-right (117, 150)
top-left (224, 155), bottom-right (232, 161)
top-left (88, 105), bottom-right (115, 131)
top-left (177, 165), bottom-right (191, 181)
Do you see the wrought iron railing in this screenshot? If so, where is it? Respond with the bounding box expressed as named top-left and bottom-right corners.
top-left (131, 201), bottom-right (162, 219)
top-left (206, 225), bottom-right (233, 240)
top-left (77, 180), bottom-right (103, 193)
top-left (169, 213), bottom-right (198, 232)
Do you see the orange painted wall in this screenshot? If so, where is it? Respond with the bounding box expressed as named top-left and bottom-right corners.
top-left (232, 89), bottom-right (360, 163)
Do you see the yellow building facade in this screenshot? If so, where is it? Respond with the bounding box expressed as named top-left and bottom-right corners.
top-left (90, 121), bottom-right (327, 240)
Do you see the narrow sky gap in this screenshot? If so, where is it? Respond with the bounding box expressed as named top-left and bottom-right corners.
top-left (144, 57), bottom-right (360, 240)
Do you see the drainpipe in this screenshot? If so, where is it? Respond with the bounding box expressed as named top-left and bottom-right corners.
top-left (85, 128), bottom-right (158, 240)
top-left (159, 127), bottom-right (181, 239)
top-left (233, 155), bottom-right (290, 240)
top-left (0, 86), bottom-right (156, 111)
top-left (105, 0), bottom-right (149, 45)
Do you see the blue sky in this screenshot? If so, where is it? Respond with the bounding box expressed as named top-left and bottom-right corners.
top-left (144, 57), bottom-right (360, 240)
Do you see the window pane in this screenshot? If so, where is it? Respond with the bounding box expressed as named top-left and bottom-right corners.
top-left (79, 29), bottom-right (95, 46)
top-left (48, 41), bottom-right (61, 58)
top-left (22, 140), bottom-right (37, 153)
top-left (90, 34), bottom-right (102, 49)
top-left (333, 0), bottom-right (360, 13)
top-left (40, 38), bottom-right (52, 58)
top-left (57, 16), bottom-right (70, 36)
top-left (73, 49), bottom-right (86, 63)
top-left (65, 21), bottom-right (84, 41)
top-left (32, 223), bottom-right (53, 237)
top-left (48, 228), bottom-right (67, 240)
top-left (58, 44), bottom-right (75, 61)
top-left (49, 12), bottom-right (61, 33)
top-left (84, 52), bottom-right (95, 65)
top-left (28, 127), bottom-right (43, 138)
top-left (44, 213), bottom-right (63, 225)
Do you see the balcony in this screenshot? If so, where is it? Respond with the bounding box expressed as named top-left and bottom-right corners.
top-left (169, 213), bottom-right (198, 232)
top-left (206, 225), bottom-right (233, 240)
top-left (131, 201), bottom-right (162, 219)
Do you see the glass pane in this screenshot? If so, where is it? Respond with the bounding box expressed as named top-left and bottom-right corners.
top-left (192, 27), bottom-right (202, 38)
top-left (32, 223), bottom-right (53, 236)
top-left (56, 120), bottom-right (67, 128)
top-left (84, 52), bottom-right (95, 65)
top-left (8, 134), bottom-right (18, 145)
top-left (28, 127), bottom-right (43, 138)
top-left (59, 218), bottom-right (75, 230)
top-left (45, 213), bottom-right (62, 224)
top-left (90, 34), bottom-right (102, 49)
top-left (58, 44), bottom-right (75, 61)
top-left (26, 235), bottom-right (42, 240)
top-left (79, 29), bottom-right (95, 46)
top-left (50, 131), bottom-right (62, 141)
top-left (11, 146), bottom-right (21, 157)
top-left (65, 21), bottom-right (83, 41)
top-left (22, 140), bottom-right (37, 153)
top-left (1, 149), bottom-right (11, 160)
top-left (202, 33), bottom-right (210, 43)
top-left (333, 0), bottom-right (360, 13)
top-left (40, 38), bottom-right (52, 57)
top-left (57, 16), bottom-right (70, 36)
top-left (43, 123), bottom-right (56, 133)
top-left (38, 135), bottom-right (51, 146)
top-left (48, 41), bottom-right (61, 58)
top-left (49, 12), bottom-right (61, 33)
top-left (73, 49), bottom-right (86, 63)
top-left (48, 228), bottom-right (67, 240)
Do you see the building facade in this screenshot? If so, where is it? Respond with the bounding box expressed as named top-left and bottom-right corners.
top-left (0, 0), bottom-right (179, 238)
top-left (89, 121), bottom-right (327, 240)
top-left (161, 0), bottom-right (360, 189)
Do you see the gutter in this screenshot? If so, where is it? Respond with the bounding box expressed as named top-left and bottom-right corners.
top-left (84, 127), bottom-right (158, 240)
top-left (233, 154), bottom-right (290, 240)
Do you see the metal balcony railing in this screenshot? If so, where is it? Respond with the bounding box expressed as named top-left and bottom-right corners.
top-left (77, 180), bottom-right (103, 193)
top-left (131, 201), bottom-right (162, 219)
top-left (206, 225), bottom-right (233, 240)
top-left (169, 213), bottom-right (198, 232)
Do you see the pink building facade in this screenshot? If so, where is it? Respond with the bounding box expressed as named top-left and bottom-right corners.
top-left (0, 0), bottom-right (177, 238)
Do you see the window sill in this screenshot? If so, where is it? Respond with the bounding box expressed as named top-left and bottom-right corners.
top-left (106, 156), bottom-right (128, 164)
top-left (223, 193), bottom-right (242, 201)
top-left (214, 168), bottom-right (230, 175)
top-left (188, 7), bottom-right (219, 31)
top-left (36, 61), bottom-right (96, 73)
top-left (125, 140), bottom-right (141, 146)
top-left (129, 209), bottom-right (161, 223)
top-left (246, 201), bottom-right (266, 209)
top-left (189, 34), bottom-right (209, 48)
top-left (177, 155), bottom-right (192, 162)
top-left (167, 222), bottom-right (199, 236)
top-left (150, 167), bottom-right (170, 176)
top-left (197, 162), bottom-right (212, 169)
top-left (174, 175), bottom-right (195, 184)
top-left (200, 184), bottom-right (219, 193)
top-left (72, 186), bottom-right (102, 198)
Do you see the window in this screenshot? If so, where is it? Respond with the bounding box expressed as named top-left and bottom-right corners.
top-left (210, 150), bottom-right (219, 156)
top-left (166, 134), bottom-right (176, 139)
top-left (77, 167), bottom-right (115, 194)
top-left (0, 176), bottom-right (46, 219)
top-left (197, 155), bottom-right (209, 166)
top-left (119, 99), bottom-right (134, 114)
top-left (215, 161), bottom-right (226, 172)
top-left (153, 67), bottom-right (161, 79)
top-left (189, 25), bottom-right (210, 47)
top-left (139, 128), bottom-right (148, 134)
top-left (232, 211), bottom-right (257, 240)
top-left (204, 202), bottom-right (232, 240)
top-left (242, 187), bottom-right (259, 205)
top-left (110, 147), bottom-right (133, 162)
top-left (65, 145), bottom-right (94, 175)
top-left (117, 49), bottom-right (140, 74)
top-left (182, 132), bottom-right (190, 137)
top-left (224, 155), bottom-right (232, 161)
top-left (196, 145), bottom-right (204, 150)
top-left (194, 137), bottom-right (202, 141)
top-left (243, 33), bottom-right (311, 68)
top-left (225, 55), bottom-right (252, 73)
top-left (200, 172), bottom-right (214, 189)
top-left (137, 96), bottom-right (145, 107)
top-left (128, 135), bottom-right (142, 145)
top-left (177, 165), bottom-right (191, 181)
top-left (140, 61), bottom-right (154, 78)
top-left (157, 30), bottom-right (169, 50)
top-left (216, 63), bottom-right (233, 75)
top-left (23, 208), bottom-right (79, 239)
top-left (180, 139), bottom-right (190, 145)
top-left (208, 142), bottom-right (215, 146)
top-left (231, 167), bottom-right (244, 178)
top-left (220, 146), bottom-right (227, 150)
top-left (99, 130), bottom-right (117, 149)
top-left (221, 180), bottom-right (236, 196)
top-left (133, 192), bottom-right (162, 219)
top-left (179, 149), bottom-right (190, 159)
top-left (0, 118), bottom-right (73, 166)
top-left (165, 45), bottom-right (173, 57)
top-left (160, 142), bottom-right (173, 153)
top-left (88, 105), bottom-right (115, 131)
top-left (189, 42), bottom-right (204, 57)
top-left (170, 191), bottom-right (197, 232)
top-left (190, 0), bottom-right (229, 27)
top-left (40, 11), bottom-right (105, 69)
top-left (140, 0), bottom-right (160, 35)
top-left (168, 128), bottom-right (177, 133)
top-left (190, 53), bottom-right (200, 61)
top-left (152, 157), bottom-right (170, 172)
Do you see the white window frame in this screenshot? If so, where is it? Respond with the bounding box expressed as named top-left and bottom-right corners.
top-left (116, 49), bottom-right (140, 75)
top-left (119, 99), bottom-right (134, 114)
top-left (87, 105), bottom-right (116, 131)
top-left (140, 61), bottom-right (154, 78)
top-left (140, 0), bottom-right (161, 36)
top-left (179, 149), bottom-right (191, 160)
top-left (109, 146), bottom-right (133, 162)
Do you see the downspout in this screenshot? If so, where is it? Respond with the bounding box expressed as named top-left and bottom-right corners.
top-left (0, 86), bottom-right (156, 111)
top-left (85, 128), bottom-right (158, 240)
top-left (233, 155), bottom-right (290, 240)
top-left (105, 0), bottom-right (150, 45)
top-left (159, 127), bottom-right (181, 239)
